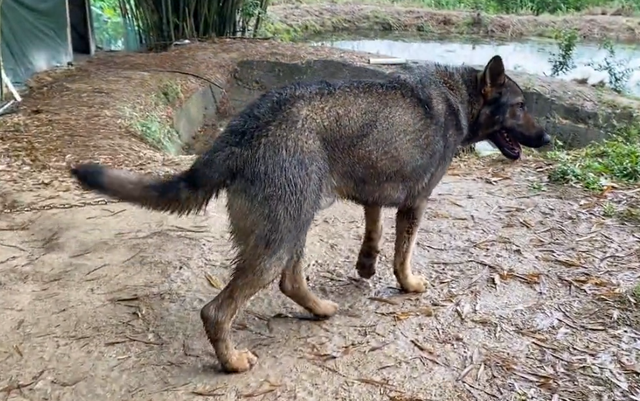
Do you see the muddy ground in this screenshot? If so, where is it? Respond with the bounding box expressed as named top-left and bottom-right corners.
top-left (1, 40), bottom-right (640, 401)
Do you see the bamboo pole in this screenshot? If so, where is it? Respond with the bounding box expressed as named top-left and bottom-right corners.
top-left (0, 0), bottom-right (19, 104)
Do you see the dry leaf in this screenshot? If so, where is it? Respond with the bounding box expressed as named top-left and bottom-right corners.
top-left (192, 385), bottom-right (226, 396)
top-left (204, 272), bottom-right (223, 289)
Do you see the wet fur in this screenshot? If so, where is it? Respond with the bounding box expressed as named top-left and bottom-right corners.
top-left (70, 55), bottom-right (550, 374)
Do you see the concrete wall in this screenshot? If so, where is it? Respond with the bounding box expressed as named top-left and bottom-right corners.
top-left (172, 59), bottom-right (639, 152)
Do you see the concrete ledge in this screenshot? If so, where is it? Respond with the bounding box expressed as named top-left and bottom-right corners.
top-left (172, 58), bottom-right (639, 153)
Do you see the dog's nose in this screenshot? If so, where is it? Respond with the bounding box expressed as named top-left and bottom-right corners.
top-left (541, 132), bottom-right (551, 146)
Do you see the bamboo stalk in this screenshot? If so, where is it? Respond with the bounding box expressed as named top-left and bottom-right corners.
top-left (120, 0), bottom-right (267, 49)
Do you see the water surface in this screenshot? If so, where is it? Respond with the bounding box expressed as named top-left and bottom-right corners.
top-left (311, 35), bottom-right (640, 155)
top-left (312, 35), bottom-right (640, 96)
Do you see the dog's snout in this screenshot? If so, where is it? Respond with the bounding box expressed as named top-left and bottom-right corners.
top-left (540, 132), bottom-right (551, 146)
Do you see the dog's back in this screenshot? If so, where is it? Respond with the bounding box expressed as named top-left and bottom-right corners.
top-left (220, 71), bottom-right (472, 210)
top-left (71, 69), bottom-right (475, 227)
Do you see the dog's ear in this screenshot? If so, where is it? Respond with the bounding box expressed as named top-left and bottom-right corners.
top-left (482, 55), bottom-right (506, 89)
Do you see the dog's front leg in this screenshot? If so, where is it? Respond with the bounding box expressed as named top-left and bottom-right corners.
top-left (356, 206), bottom-right (383, 279)
top-left (393, 202), bottom-right (428, 293)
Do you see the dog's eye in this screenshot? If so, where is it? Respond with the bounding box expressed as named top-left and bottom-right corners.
top-left (518, 102), bottom-right (525, 110)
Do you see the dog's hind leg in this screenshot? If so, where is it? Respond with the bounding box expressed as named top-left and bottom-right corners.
top-left (355, 206), bottom-right (383, 279)
top-left (200, 244), bottom-right (284, 373)
top-left (279, 239), bottom-right (339, 318)
top-left (393, 202), bottom-right (428, 293)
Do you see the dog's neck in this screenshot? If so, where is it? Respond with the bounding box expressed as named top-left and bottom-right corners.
top-left (458, 69), bottom-right (486, 146)
top-left (432, 65), bottom-right (484, 146)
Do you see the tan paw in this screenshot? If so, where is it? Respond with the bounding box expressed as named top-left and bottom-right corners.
top-left (399, 274), bottom-right (428, 293)
top-left (310, 299), bottom-right (339, 318)
top-left (222, 349), bottom-right (258, 373)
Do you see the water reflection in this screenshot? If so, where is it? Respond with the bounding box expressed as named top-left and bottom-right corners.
top-left (312, 36), bottom-right (640, 96)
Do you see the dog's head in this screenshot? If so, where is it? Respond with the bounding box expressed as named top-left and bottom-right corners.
top-left (468, 55), bottom-right (551, 160)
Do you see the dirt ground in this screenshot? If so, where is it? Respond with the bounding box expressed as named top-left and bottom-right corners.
top-left (2, 40), bottom-right (640, 401)
top-left (267, 3), bottom-right (640, 42)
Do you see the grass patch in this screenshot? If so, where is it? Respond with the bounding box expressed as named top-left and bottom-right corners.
top-left (599, 200), bottom-right (640, 224)
top-left (260, 12), bottom-right (412, 41)
top-left (158, 80), bottom-right (183, 105)
top-left (272, 0), bottom-right (638, 15)
top-left (262, 1), bottom-right (639, 42)
top-left (632, 283), bottom-right (640, 303)
top-left (123, 80), bottom-right (183, 155)
top-left (130, 113), bottom-right (182, 154)
top-left (546, 122), bottom-right (640, 191)
top-left (260, 18), bottom-right (324, 41)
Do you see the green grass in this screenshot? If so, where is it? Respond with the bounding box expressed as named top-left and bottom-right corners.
top-left (546, 122), bottom-right (640, 192)
top-left (633, 283), bottom-right (640, 303)
top-left (260, 19), bottom-right (324, 41)
top-left (272, 0), bottom-right (638, 15)
top-left (261, 0), bottom-right (638, 42)
top-left (158, 81), bottom-right (182, 105)
top-left (130, 113), bottom-right (182, 155)
top-left (123, 80), bottom-right (184, 155)
top-left (598, 200), bottom-right (640, 224)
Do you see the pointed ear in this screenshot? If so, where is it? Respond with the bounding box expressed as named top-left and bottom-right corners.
top-left (482, 55), bottom-right (506, 88)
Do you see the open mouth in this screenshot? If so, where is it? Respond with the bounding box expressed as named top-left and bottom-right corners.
top-left (489, 130), bottom-right (522, 160)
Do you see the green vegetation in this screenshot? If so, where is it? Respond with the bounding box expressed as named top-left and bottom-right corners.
top-left (90, 0), bottom-right (638, 47)
top-left (587, 40), bottom-right (638, 94)
top-left (546, 122), bottom-right (640, 191)
top-left (406, 0), bottom-right (633, 14)
top-left (632, 283), bottom-right (640, 303)
top-left (130, 114), bottom-right (182, 154)
top-left (124, 81), bottom-right (184, 155)
top-left (91, 0), bottom-right (127, 50)
top-left (548, 29), bottom-right (578, 77)
top-left (273, 0), bottom-right (638, 15)
top-left (260, 19), bottom-right (324, 41)
top-left (158, 80), bottom-right (183, 105)
top-left (598, 200), bottom-right (639, 224)
top-left (92, 0), bottom-right (270, 50)
top-left (545, 29), bottom-right (640, 194)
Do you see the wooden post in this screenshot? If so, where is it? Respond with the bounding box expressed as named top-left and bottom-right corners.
top-left (1, 68), bottom-right (21, 102)
top-left (0, 0), bottom-right (5, 100)
top-left (65, 0), bottom-right (73, 59)
top-left (84, 0), bottom-right (95, 55)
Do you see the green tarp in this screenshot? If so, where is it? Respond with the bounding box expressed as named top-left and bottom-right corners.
top-left (1, 0), bottom-right (73, 89)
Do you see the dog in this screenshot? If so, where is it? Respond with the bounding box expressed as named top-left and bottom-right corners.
top-left (70, 55), bottom-right (550, 374)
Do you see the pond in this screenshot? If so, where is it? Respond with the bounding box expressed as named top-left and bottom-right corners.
top-left (311, 34), bottom-right (640, 97)
top-left (311, 34), bottom-right (640, 155)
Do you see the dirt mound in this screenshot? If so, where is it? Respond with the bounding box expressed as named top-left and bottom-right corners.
top-left (0, 40), bottom-right (374, 212)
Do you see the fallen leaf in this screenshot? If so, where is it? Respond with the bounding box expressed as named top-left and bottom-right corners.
top-left (204, 272), bottom-right (223, 289)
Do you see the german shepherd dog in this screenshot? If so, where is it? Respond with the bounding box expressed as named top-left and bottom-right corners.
top-left (70, 55), bottom-right (550, 373)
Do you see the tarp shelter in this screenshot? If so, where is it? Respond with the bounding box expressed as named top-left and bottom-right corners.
top-left (0, 0), bottom-right (95, 99)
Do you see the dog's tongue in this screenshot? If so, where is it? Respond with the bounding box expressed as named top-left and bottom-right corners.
top-left (501, 131), bottom-right (521, 154)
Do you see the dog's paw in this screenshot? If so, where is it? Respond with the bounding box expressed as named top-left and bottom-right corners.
top-left (311, 299), bottom-right (339, 318)
top-left (355, 255), bottom-right (377, 279)
top-left (222, 349), bottom-right (258, 373)
top-left (399, 274), bottom-right (428, 293)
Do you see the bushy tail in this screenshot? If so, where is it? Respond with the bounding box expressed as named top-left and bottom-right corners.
top-left (70, 159), bottom-right (228, 216)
